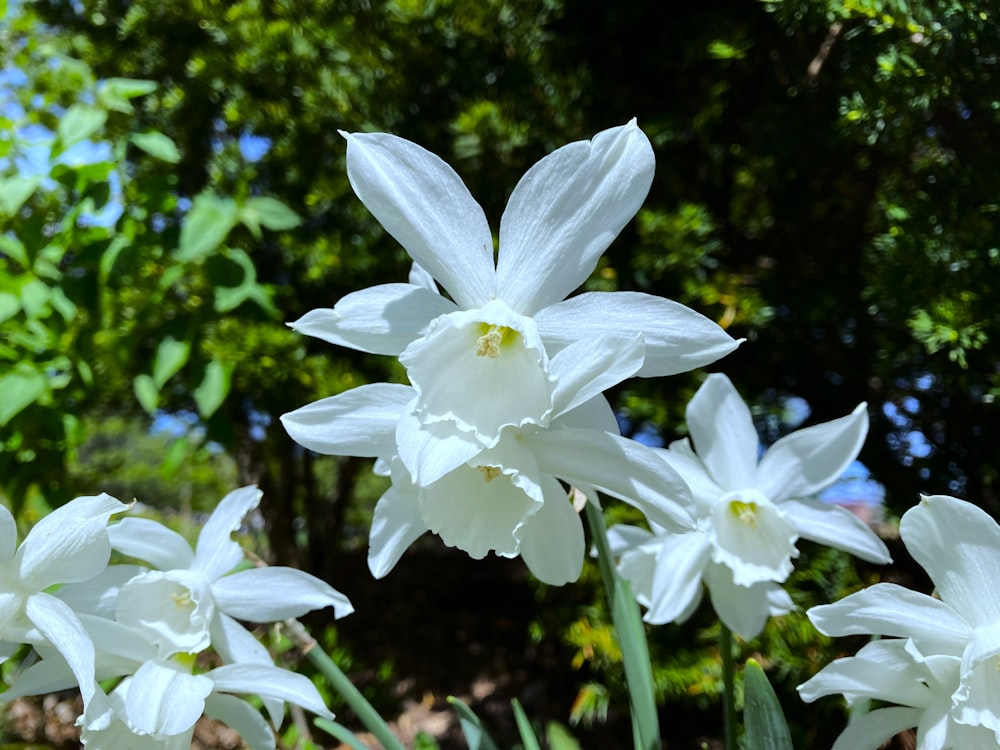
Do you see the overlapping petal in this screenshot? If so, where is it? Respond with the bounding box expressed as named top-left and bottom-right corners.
top-left (368, 485), bottom-right (426, 579)
top-left (109, 519), bottom-right (194, 571)
top-left (212, 567), bottom-right (353, 621)
top-left (782, 497), bottom-right (891, 563)
top-left (643, 532), bottom-right (712, 625)
top-left (684, 374), bottom-right (759, 492)
top-left (194, 486), bottom-right (262, 581)
top-left (517, 476), bottom-right (585, 586)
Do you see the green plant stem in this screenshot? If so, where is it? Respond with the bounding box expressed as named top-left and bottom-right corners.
top-left (284, 618), bottom-right (407, 750)
top-left (720, 621), bottom-right (737, 750)
top-left (584, 501), bottom-right (661, 750)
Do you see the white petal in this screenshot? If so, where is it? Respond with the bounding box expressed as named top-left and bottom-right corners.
top-left (204, 693), bottom-right (276, 750)
top-left (17, 493), bottom-right (128, 590)
top-left (342, 131), bottom-right (495, 308)
top-left (210, 613), bottom-right (272, 667)
top-left (0, 504), bottom-right (16, 561)
top-left (57, 564), bottom-right (147, 619)
top-left (116, 569), bottom-right (215, 657)
top-left (605, 524), bottom-right (653, 557)
top-left (703, 562), bottom-right (775, 639)
top-left (408, 261), bottom-right (439, 292)
top-left (126, 660), bottom-right (212, 735)
top-left (954, 622), bottom-right (1000, 736)
top-left (684, 374), bottom-right (759, 492)
top-left (535, 292), bottom-right (740, 377)
top-left (368, 484), bottom-right (426, 579)
top-left (528, 429), bottom-right (695, 533)
top-left (553, 394), bottom-right (619, 433)
top-left (281, 383), bottom-right (414, 457)
top-left (657, 439), bottom-right (725, 519)
top-left (194, 486), bottom-right (262, 581)
top-left (109, 518), bottom-right (194, 570)
top-left (518, 476), bottom-right (585, 585)
top-left (709, 489), bottom-right (798, 586)
top-left (901, 493), bottom-right (1000, 628)
top-left (209, 663), bottom-right (335, 720)
top-left (496, 121), bottom-right (654, 314)
top-left (400, 299), bottom-right (555, 447)
top-left (25, 593), bottom-right (97, 706)
top-left (643, 532), bottom-right (712, 625)
top-left (827, 707), bottom-right (922, 750)
top-left (806, 582), bottom-right (971, 654)
top-left (213, 567), bottom-right (353, 621)
top-left (548, 334), bottom-right (645, 419)
top-left (396, 406), bottom-right (485, 486)
top-left (418, 462), bottom-right (540, 559)
top-left (783, 497), bottom-right (891, 563)
top-left (289, 283), bottom-right (457, 355)
top-left (757, 403), bottom-right (868, 501)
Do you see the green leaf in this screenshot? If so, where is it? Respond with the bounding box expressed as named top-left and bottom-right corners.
top-left (241, 196), bottom-right (302, 231)
top-left (152, 336), bottom-right (191, 388)
top-left (57, 104), bottom-right (108, 149)
top-left (546, 722), bottom-right (582, 750)
top-left (130, 131), bottom-right (181, 163)
top-left (0, 366), bottom-right (47, 425)
top-left (193, 360), bottom-right (234, 418)
top-left (98, 77), bottom-right (157, 113)
top-left (160, 437), bottom-right (189, 478)
top-left (100, 235), bottom-right (130, 280)
top-left (511, 699), bottom-right (542, 750)
top-left (313, 719), bottom-right (371, 750)
top-left (213, 248), bottom-right (278, 316)
top-left (446, 697), bottom-right (500, 750)
top-left (0, 176), bottom-right (42, 218)
top-left (177, 192), bottom-right (239, 262)
top-left (133, 374), bottom-right (159, 414)
top-left (0, 292), bottom-right (20, 324)
top-left (743, 659), bottom-right (793, 750)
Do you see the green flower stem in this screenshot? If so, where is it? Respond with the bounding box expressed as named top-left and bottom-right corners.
top-left (584, 501), bottom-right (661, 750)
top-left (284, 618), bottom-right (407, 750)
top-left (720, 621), bottom-right (737, 750)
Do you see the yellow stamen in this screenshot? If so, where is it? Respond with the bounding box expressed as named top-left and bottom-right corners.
top-left (477, 465), bottom-right (501, 482)
top-left (729, 499), bottom-right (758, 528)
top-left (170, 589), bottom-right (193, 609)
top-left (475, 324), bottom-right (517, 358)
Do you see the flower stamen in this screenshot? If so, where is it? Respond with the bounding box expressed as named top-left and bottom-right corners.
top-left (477, 465), bottom-right (502, 482)
top-left (475, 324), bottom-right (516, 358)
top-left (729, 499), bottom-right (759, 528)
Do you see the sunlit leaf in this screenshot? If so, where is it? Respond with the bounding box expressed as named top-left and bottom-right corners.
top-left (193, 360), bottom-right (234, 418)
top-left (152, 336), bottom-right (191, 388)
top-left (133, 374), bottom-right (159, 414)
top-left (744, 659), bottom-right (793, 750)
top-left (241, 196), bottom-right (301, 231)
top-left (98, 77), bottom-right (157, 113)
top-left (446, 697), bottom-right (500, 750)
top-left (177, 193), bottom-right (239, 262)
top-left (130, 131), bottom-right (181, 163)
top-left (56, 104), bottom-right (107, 149)
top-left (0, 176), bottom-right (42, 218)
top-left (0, 366), bottom-right (47, 425)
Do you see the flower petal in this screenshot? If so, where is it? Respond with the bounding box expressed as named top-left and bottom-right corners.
top-left (900, 493), bottom-right (1000, 628)
top-left (685, 374), bottom-right (759, 493)
top-left (518, 476), bottom-right (585, 586)
top-left (806, 582), bottom-right (971, 654)
top-left (535, 292), bottom-right (740, 377)
top-left (342, 131), bottom-right (494, 308)
top-left (827, 706), bottom-right (922, 750)
top-left (25, 593), bottom-right (97, 706)
top-left (657, 439), bottom-right (725, 519)
top-left (368, 484), bottom-right (426, 579)
top-left (109, 518), bottom-right (194, 570)
top-left (210, 663), bottom-right (335, 720)
top-left (281, 384), bottom-right (414, 457)
top-left (496, 121), bottom-right (654, 314)
top-left (757, 403), bottom-right (868, 501)
top-left (126, 660), bottom-right (212, 735)
top-left (116, 569), bottom-right (215, 657)
top-left (783, 497), bottom-right (891, 563)
top-left (0, 505), bottom-right (16, 562)
top-left (289, 283), bottom-right (457, 356)
top-left (395, 403), bottom-right (488, 486)
top-left (57, 564), bottom-right (147, 620)
top-left (552, 394), bottom-right (619, 434)
top-left (548, 334), bottom-right (645, 419)
top-left (709, 490), bottom-right (798, 586)
top-left (194, 486), bottom-right (262, 581)
top-left (204, 693), bottom-right (276, 750)
top-left (213, 567), bottom-right (353, 621)
top-left (643, 532), bottom-right (712, 625)
top-left (529, 429), bottom-right (695, 533)
top-left (703, 562), bottom-right (776, 639)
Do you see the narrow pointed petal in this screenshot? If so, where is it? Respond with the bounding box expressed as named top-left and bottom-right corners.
top-left (658, 439), bottom-right (725, 518)
top-left (213, 567), bottom-right (353, 621)
top-left (703, 563), bottom-right (774, 639)
top-left (758, 404), bottom-right (868, 501)
top-left (204, 693), bottom-right (276, 750)
top-left (685, 374), bottom-right (759, 492)
top-left (25, 593), bottom-right (97, 706)
top-left (342, 131), bottom-right (494, 308)
top-left (281, 384), bottom-right (414, 457)
top-left (109, 518), bottom-right (194, 570)
top-left (518, 477), bottom-right (585, 585)
top-left (0, 505), bottom-right (16, 561)
top-left (395, 407), bottom-right (484, 486)
top-left (606, 524), bottom-right (653, 557)
top-left (17, 493), bottom-right (128, 589)
top-left (806, 582), bottom-right (971, 654)
top-left (955, 622), bottom-right (1000, 736)
top-left (368, 485), bottom-right (426, 579)
top-left (528, 429), bottom-right (695, 533)
top-left (783, 497), bottom-right (890, 563)
top-left (643, 532), bottom-right (712, 625)
top-left (496, 121), bottom-right (654, 314)
top-left (126, 660), bottom-right (212, 735)
top-left (209, 613), bottom-right (285, 725)
top-left (549, 334), bottom-right (645, 419)
top-left (901, 494), bottom-right (1000, 628)
top-left (289, 284), bottom-right (457, 356)
top-left (194, 486), bottom-right (262, 581)
top-left (57, 564), bottom-right (147, 620)
top-left (552, 394), bottom-right (619, 434)
top-left (209, 663), bottom-right (335, 720)
top-left (828, 707), bottom-right (922, 750)
top-left (408, 261), bottom-right (439, 292)
top-left (536, 292), bottom-right (740, 376)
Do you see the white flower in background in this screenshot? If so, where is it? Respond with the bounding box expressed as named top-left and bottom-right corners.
top-left (799, 494), bottom-right (1000, 750)
top-left (608, 373), bottom-right (891, 639)
top-left (289, 121), bottom-right (739, 481)
top-left (0, 493), bottom-right (128, 708)
top-left (282, 382), bottom-right (696, 586)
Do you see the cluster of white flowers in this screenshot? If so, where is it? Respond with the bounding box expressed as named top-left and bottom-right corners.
top-left (0, 486), bottom-right (351, 748)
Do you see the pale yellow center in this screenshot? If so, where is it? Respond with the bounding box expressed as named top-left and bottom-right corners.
top-left (729, 499), bottom-right (759, 528)
top-left (476, 324), bottom-right (517, 358)
top-left (170, 589), bottom-right (193, 609)
top-left (477, 465), bottom-right (502, 482)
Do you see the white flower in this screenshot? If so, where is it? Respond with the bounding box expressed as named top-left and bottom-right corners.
top-left (798, 493), bottom-right (1000, 750)
top-left (0, 493), bottom-right (128, 707)
top-left (608, 373), bottom-right (890, 638)
top-left (281, 382), bottom-right (696, 586)
top-left (289, 121), bottom-right (739, 479)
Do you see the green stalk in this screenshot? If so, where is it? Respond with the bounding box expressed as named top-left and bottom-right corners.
top-left (720, 621), bottom-right (737, 750)
top-left (584, 501), bottom-right (661, 750)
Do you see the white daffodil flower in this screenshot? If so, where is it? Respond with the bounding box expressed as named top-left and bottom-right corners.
top-left (0, 493), bottom-right (128, 708)
top-left (282, 381), bottom-right (696, 586)
top-left (799, 494), bottom-right (1000, 749)
top-left (608, 373), bottom-right (891, 639)
top-left (289, 121), bottom-right (739, 474)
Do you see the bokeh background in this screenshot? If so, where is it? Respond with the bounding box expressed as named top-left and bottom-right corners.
top-left (2, 0), bottom-right (998, 747)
